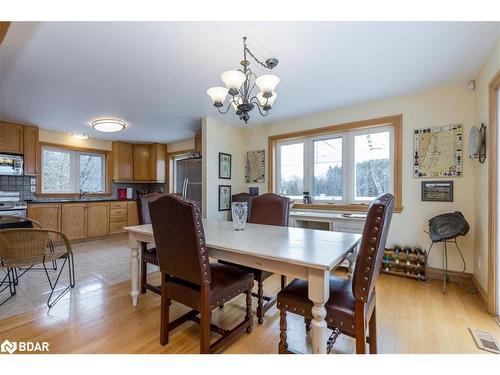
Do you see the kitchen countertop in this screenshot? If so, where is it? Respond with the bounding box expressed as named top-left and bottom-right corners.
top-left (27, 198), bottom-right (135, 204)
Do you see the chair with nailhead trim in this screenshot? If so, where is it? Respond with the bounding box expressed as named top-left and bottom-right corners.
top-left (148, 194), bottom-right (254, 354)
top-left (276, 193), bottom-right (394, 354)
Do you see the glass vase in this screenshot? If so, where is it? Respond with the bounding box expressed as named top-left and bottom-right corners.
top-left (231, 202), bottom-right (248, 231)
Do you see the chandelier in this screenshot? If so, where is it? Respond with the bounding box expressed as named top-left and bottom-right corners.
top-left (206, 37), bottom-right (280, 124)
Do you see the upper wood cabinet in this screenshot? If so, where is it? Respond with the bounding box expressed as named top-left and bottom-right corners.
top-left (23, 126), bottom-right (39, 175)
top-left (112, 141), bottom-right (166, 183)
top-left (0, 121), bottom-right (24, 154)
top-left (112, 142), bottom-right (134, 181)
top-left (133, 144), bottom-right (152, 181)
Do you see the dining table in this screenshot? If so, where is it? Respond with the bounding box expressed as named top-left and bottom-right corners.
top-left (124, 219), bottom-right (361, 354)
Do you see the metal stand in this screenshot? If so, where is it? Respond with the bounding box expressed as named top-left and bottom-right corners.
top-left (427, 237), bottom-right (466, 294)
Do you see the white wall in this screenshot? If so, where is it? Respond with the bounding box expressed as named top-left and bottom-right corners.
top-left (241, 84), bottom-right (476, 272)
top-left (39, 128), bottom-right (112, 150)
top-left (473, 39), bottom-right (500, 290)
top-left (202, 117), bottom-right (243, 220)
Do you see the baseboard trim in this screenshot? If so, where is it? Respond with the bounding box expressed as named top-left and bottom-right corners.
top-left (472, 275), bottom-right (488, 308)
top-left (426, 267), bottom-right (473, 286)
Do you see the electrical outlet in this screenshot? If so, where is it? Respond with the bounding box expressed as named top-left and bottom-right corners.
top-left (30, 178), bottom-right (36, 185)
top-left (30, 186), bottom-right (36, 192)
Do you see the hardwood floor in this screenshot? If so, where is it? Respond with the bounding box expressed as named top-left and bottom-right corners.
top-left (1, 261), bottom-right (499, 353)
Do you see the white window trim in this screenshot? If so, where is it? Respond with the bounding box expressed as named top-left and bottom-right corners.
top-left (275, 126), bottom-right (394, 204)
top-left (41, 145), bottom-right (106, 194)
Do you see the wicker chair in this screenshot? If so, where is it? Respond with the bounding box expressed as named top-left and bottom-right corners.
top-left (0, 227), bottom-right (75, 308)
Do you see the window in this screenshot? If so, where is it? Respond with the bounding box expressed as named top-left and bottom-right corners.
top-left (271, 115), bottom-right (401, 211)
top-left (42, 145), bottom-right (106, 194)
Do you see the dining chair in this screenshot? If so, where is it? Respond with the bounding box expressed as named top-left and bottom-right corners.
top-left (136, 192), bottom-right (167, 295)
top-left (221, 193), bottom-right (290, 324)
top-left (276, 193), bottom-right (394, 354)
top-left (0, 227), bottom-right (75, 308)
top-left (148, 194), bottom-right (254, 354)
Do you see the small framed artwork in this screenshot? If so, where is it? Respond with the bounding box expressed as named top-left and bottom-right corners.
top-left (421, 181), bottom-right (454, 202)
top-left (219, 152), bottom-right (231, 179)
top-left (218, 185), bottom-right (231, 211)
top-left (249, 187), bottom-right (259, 196)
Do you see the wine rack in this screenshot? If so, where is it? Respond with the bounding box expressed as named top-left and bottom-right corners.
top-left (382, 246), bottom-right (427, 280)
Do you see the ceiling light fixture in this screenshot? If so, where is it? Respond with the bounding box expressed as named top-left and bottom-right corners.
top-left (207, 36), bottom-right (279, 124)
top-left (92, 118), bottom-right (126, 133)
top-left (70, 132), bottom-right (89, 139)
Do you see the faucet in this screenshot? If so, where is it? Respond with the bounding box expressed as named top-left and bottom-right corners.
top-left (79, 189), bottom-right (89, 200)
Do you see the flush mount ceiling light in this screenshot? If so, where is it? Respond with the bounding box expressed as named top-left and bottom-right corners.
top-left (207, 36), bottom-right (279, 124)
top-left (70, 132), bottom-right (89, 139)
top-left (92, 118), bottom-right (126, 133)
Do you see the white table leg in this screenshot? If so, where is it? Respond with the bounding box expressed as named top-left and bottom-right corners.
top-left (128, 234), bottom-right (140, 306)
top-left (308, 268), bottom-right (329, 354)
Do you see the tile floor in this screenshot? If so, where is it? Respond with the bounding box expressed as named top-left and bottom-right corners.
top-left (0, 234), bottom-right (152, 320)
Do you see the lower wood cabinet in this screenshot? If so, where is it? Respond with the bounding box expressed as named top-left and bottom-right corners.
top-left (27, 200), bottom-right (137, 242)
top-left (27, 203), bottom-right (61, 240)
top-left (61, 203), bottom-right (87, 241)
top-left (87, 202), bottom-right (110, 238)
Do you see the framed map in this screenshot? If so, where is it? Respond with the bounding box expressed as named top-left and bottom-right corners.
top-left (245, 150), bottom-right (265, 183)
top-left (413, 124), bottom-right (463, 178)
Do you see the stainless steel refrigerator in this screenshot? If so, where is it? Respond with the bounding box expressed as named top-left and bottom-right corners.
top-left (175, 157), bottom-right (202, 204)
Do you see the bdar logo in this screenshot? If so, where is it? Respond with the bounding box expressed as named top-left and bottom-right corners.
top-left (1, 340), bottom-right (17, 354)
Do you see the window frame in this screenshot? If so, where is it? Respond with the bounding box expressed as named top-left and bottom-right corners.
top-left (38, 143), bottom-right (111, 197)
top-left (269, 114), bottom-right (403, 213)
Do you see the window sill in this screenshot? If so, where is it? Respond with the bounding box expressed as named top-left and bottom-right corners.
top-left (291, 202), bottom-right (403, 213)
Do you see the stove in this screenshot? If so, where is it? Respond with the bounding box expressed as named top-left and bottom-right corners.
top-left (0, 191), bottom-right (27, 217)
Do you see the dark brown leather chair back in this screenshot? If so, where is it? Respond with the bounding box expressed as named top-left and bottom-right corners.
top-left (148, 194), bottom-right (211, 286)
top-left (231, 193), bottom-right (255, 221)
top-left (248, 193), bottom-right (290, 226)
top-left (352, 193), bottom-right (394, 303)
top-left (137, 192), bottom-right (167, 225)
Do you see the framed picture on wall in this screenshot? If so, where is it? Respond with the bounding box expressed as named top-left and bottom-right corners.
top-left (421, 181), bottom-right (454, 202)
top-left (219, 152), bottom-right (231, 179)
top-left (245, 150), bottom-right (265, 183)
top-left (218, 185), bottom-right (231, 211)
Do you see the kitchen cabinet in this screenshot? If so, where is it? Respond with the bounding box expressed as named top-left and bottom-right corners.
top-left (112, 141), bottom-right (166, 182)
top-left (109, 201), bottom-right (128, 234)
top-left (133, 144), bottom-right (151, 181)
top-left (0, 121), bottom-right (24, 154)
top-left (87, 202), bottom-right (109, 238)
top-left (149, 143), bottom-right (166, 182)
top-left (127, 201), bottom-right (139, 226)
top-left (61, 203), bottom-right (87, 240)
top-left (27, 200), bottom-right (138, 241)
top-left (112, 142), bottom-right (134, 181)
top-left (23, 125), bottom-right (39, 175)
top-left (27, 203), bottom-right (61, 233)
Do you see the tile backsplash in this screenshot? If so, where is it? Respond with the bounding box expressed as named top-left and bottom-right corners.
top-left (0, 175), bottom-right (36, 201)
top-left (0, 176), bottom-right (167, 202)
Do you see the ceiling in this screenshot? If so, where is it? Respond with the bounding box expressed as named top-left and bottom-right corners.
top-left (0, 22), bottom-right (498, 143)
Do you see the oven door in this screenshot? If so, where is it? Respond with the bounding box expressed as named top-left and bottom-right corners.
top-left (0, 209), bottom-right (27, 218)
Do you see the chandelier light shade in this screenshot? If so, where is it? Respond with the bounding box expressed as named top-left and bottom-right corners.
top-left (92, 119), bottom-right (126, 132)
top-left (221, 70), bottom-right (246, 91)
top-left (206, 87), bottom-right (229, 106)
top-left (257, 91), bottom-right (277, 108)
top-left (206, 36), bottom-right (280, 124)
top-left (255, 75), bottom-right (280, 94)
